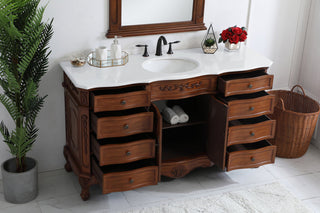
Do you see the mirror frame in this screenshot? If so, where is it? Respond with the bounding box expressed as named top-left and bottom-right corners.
top-left (106, 0), bottom-right (206, 38)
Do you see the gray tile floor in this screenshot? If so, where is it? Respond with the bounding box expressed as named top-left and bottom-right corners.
top-left (1, 144), bottom-right (320, 212)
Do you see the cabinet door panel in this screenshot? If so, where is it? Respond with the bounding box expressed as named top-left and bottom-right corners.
top-left (207, 96), bottom-right (228, 170)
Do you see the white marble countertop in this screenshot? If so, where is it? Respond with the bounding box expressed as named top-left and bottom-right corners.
top-left (60, 46), bottom-right (273, 90)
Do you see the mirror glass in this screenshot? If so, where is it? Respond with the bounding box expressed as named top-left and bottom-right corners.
top-left (122, 0), bottom-right (194, 26)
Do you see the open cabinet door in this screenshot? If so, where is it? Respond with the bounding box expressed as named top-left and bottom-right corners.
top-left (207, 96), bottom-right (228, 170)
top-left (150, 103), bottom-right (162, 180)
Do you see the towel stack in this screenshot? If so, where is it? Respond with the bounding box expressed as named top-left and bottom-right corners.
top-left (162, 105), bottom-right (189, 125)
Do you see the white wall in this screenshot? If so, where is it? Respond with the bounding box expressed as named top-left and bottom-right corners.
top-left (0, 0), bottom-right (308, 176)
top-left (246, 0), bottom-right (311, 89)
top-left (299, 0), bottom-right (320, 148)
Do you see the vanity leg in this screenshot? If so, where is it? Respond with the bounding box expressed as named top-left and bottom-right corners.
top-left (79, 176), bottom-right (97, 201)
top-left (79, 177), bottom-right (90, 201)
top-left (64, 162), bottom-right (72, 172)
top-left (63, 146), bottom-right (72, 172)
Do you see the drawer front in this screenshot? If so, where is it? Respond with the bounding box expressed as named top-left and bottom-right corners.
top-left (92, 161), bottom-right (158, 194)
top-left (226, 141), bottom-right (276, 171)
top-left (219, 74), bottom-right (273, 97)
top-left (91, 91), bottom-right (150, 112)
top-left (228, 119), bottom-right (276, 146)
top-left (228, 94), bottom-right (275, 120)
top-left (92, 112), bottom-right (154, 139)
top-left (150, 75), bottom-right (217, 101)
top-left (92, 138), bottom-right (156, 166)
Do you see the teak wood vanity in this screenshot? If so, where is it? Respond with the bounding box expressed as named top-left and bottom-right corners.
top-left (61, 47), bottom-right (276, 200)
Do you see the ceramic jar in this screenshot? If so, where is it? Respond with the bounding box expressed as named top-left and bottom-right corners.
top-left (225, 41), bottom-right (241, 51)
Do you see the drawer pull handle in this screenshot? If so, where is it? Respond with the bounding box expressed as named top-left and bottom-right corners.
top-left (249, 107), bottom-right (254, 111)
top-left (250, 132), bottom-right (255, 136)
top-left (129, 178), bottom-right (134, 184)
top-left (248, 84), bottom-right (253, 89)
top-left (126, 151), bottom-right (131, 156)
top-left (123, 124), bottom-right (129, 129)
top-left (121, 100), bottom-right (126, 105)
top-left (251, 157), bottom-right (255, 162)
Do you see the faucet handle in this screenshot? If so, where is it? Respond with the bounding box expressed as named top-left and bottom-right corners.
top-left (136, 44), bottom-right (149, 57)
top-left (167, 41), bottom-right (180, 55)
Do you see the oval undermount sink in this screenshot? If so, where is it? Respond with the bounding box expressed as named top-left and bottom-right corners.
top-left (142, 57), bottom-right (199, 73)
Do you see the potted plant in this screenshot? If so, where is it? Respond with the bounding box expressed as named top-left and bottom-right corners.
top-left (201, 24), bottom-right (218, 54)
top-left (204, 38), bottom-right (216, 47)
top-left (0, 0), bottom-right (53, 203)
top-left (218, 26), bottom-right (247, 50)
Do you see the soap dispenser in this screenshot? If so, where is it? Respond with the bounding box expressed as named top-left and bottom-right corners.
top-left (111, 36), bottom-right (122, 64)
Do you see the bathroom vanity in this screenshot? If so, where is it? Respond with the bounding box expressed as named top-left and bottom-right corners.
top-left (61, 47), bottom-right (276, 200)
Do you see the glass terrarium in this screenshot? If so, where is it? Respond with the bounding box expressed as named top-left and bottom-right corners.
top-left (201, 24), bottom-right (218, 54)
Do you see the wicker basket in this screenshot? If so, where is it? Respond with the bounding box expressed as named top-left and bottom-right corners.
top-left (268, 85), bottom-right (320, 158)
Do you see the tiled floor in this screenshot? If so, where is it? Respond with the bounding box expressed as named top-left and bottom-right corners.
top-left (1, 144), bottom-right (320, 212)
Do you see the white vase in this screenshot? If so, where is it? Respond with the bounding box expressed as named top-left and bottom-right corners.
top-left (225, 41), bottom-right (240, 51)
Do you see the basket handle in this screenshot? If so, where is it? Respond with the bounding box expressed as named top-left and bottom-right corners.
top-left (278, 98), bottom-right (285, 111)
top-left (291, 85), bottom-right (306, 96)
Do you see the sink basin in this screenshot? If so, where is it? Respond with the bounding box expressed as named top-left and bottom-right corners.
top-left (142, 57), bottom-right (199, 73)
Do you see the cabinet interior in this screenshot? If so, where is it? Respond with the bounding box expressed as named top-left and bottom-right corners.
top-left (93, 107), bottom-right (150, 117)
top-left (153, 95), bottom-right (211, 163)
top-left (227, 140), bottom-right (271, 152)
top-left (91, 85), bottom-right (146, 95)
top-left (93, 133), bottom-right (155, 146)
top-left (94, 158), bottom-right (156, 173)
top-left (219, 91), bottom-right (269, 102)
top-left (219, 69), bottom-right (266, 81)
top-left (229, 115), bottom-right (270, 127)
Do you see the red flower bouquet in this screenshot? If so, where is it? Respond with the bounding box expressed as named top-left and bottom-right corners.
top-left (219, 26), bottom-right (247, 44)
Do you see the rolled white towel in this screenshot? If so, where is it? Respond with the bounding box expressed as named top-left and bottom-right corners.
top-left (162, 107), bottom-right (179, 125)
top-left (172, 105), bottom-right (189, 123)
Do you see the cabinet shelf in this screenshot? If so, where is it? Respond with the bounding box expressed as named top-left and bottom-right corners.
top-left (154, 95), bottom-right (210, 130)
top-left (162, 119), bottom-right (206, 130)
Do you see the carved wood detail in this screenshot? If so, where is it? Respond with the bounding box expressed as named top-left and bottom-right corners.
top-left (170, 165), bottom-right (188, 178)
top-left (159, 81), bottom-right (202, 92)
top-left (151, 75), bottom-right (217, 101)
top-left (63, 74), bottom-right (89, 107)
top-left (79, 176), bottom-right (98, 201)
top-left (161, 155), bottom-right (213, 178)
top-left (81, 114), bottom-right (89, 169)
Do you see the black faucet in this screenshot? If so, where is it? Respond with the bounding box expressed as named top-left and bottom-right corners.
top-left (155, 36), bottom-right (167, 56)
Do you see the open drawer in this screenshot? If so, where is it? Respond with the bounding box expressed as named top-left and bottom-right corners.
top-left (226, 140), bottom-right (276, 171)
top-left (91, 108), bottom-right (154, 139)
top-left (92, 159), bottom-right (158, 194)
top-left (219, 91), bottom-right (275, 120)
top-left (218, 69), bottom-right (273, 97)
top-left (90, 85), bottom-right (150, 112)
top-left (91, 134), bottom-right (156, 166)
top-left (228, 115), bottom-right (276, 146)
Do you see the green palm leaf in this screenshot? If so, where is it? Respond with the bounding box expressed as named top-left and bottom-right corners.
top-left (0, 0), bottom-right (53, 172)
